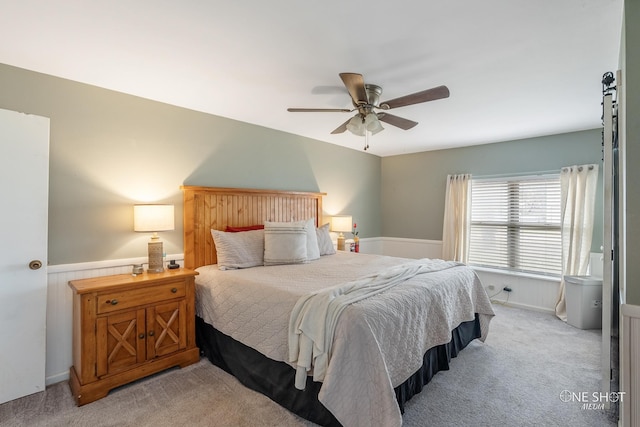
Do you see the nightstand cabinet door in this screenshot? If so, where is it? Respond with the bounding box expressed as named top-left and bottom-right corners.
top-left (96, 309), bottom-right (146, 377)
top-left (147, 300), bottom-right (187, 358)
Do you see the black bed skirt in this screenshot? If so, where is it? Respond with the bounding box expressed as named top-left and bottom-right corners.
top-left (196, 314), bottom-right (481, 426)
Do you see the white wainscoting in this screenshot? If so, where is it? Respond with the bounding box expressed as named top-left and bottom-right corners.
top-left (374, 237), bottom-right (560, 313)
top-left (357, 237), bottom-right (384, 255)
top-left (621, 304), bottom-right (640, 427)
top-left (43, 238), bottom-right (561, 386)
top-left (379, 237), bottom-right (444, 260)
top-left (473, 269), bottom-right (560, 313)
top-left (45, 255), bottom-right (184, 386)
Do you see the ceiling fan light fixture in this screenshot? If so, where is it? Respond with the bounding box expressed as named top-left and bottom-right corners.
top-left (346, 115), bottom-right (366, 136)
top-left (364, 114), bottom-right (384, 135)
top-left (287, 72), bottom-right (449, 142)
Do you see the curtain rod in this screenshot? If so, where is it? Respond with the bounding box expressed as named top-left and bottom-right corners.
top-left (473, 169), bottom-right (561, 180)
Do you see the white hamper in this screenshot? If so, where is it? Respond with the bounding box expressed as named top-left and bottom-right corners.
top-left (564, 275), bottom-right (603, 329)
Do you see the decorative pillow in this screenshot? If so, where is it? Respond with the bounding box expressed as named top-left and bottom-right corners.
top-left (316, 223), bottom-right (336, 255)
top-left (303, 219), bottom-right (320, 261)
top-left (263, 221), bottom-right (308, 266)
top-left (210, 229), bottom-right (264, 270)
top-left (226, 225), bottom-right (264, 232)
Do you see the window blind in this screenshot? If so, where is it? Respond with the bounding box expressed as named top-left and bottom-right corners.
top-left (468, 174), bottom-right (562, 276)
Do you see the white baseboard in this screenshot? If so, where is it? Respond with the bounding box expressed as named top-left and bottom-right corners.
top-left (45, 371), bottom-right (69, 386)
top-left (490, 300), bottom-right (555, 315)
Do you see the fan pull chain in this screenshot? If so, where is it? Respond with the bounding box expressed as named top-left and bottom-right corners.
top-left (364, 130), bottom-right (370, 151)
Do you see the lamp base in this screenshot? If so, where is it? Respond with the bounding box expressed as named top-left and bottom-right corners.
top-left (337, 234), bottom-right (345, 251)
top-left (148, 240), bottom-right (164, 273)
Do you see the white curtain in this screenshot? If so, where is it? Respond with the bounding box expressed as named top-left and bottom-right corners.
top-left (555, 164), bottom-right (599, 321)
top-left (442, 173), bottom-right (471, 263)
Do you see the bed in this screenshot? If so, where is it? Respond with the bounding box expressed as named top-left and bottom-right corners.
top-left (181, 186), bottom-right (495, 427)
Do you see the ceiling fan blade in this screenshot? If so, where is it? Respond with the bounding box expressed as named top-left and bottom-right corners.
top-left (288, 108), bottom-right (351, 112)
top-left (330, 118), bottom-right (352, 134)
top-left (377, 113), bottom-right (418, 130)
top-left (339, 73), bottom-right (368, 105)
top-left (380, 85), bottom-right (450, 110)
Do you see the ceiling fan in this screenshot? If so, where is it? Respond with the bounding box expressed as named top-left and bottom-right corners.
top-left (288, 72), bottom-right (450, 150)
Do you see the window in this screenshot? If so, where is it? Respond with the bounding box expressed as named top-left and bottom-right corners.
top-left (468, 174), bottom-right (562, 276)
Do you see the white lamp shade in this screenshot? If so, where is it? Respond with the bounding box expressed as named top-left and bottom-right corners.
top-left (330, 215), bottom-right (353, 233)
top-left (134, 205), bottom-right (175, 232)
top-left (346, 115), bottom-right (366, 136)
top-left (365, 114), bottom-right (384, 135)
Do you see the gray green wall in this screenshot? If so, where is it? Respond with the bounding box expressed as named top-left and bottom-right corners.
top-left (0, 61), bottom-right (623, 283)
top-left (0, 64), bottom-right (382, 265)
top-left (623, 0), bottom-right (640, 305)
top-left (381, 129), bottom-right (604, 252)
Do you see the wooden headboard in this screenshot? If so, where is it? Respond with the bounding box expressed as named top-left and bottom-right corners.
top-left (181, 186), bottom-right (326, 269)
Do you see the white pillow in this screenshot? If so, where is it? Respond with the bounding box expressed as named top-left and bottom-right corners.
top-left (304, 219), bottom-right (320, 261)
top-left (211, 229), bottom-right (264, 270)
top-left (263, 221), bottom-right (308, 265)
top-left (316, 223), bottom-right (336, 256)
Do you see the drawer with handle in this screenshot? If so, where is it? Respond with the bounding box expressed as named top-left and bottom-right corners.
top-left (97, 280), bottom-right (186, 314)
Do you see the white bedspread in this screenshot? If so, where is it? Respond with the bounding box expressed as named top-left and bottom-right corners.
top-left (195, 252), bottom-right (495, 427)
top-left (288, 258), bottom-right (464, 390)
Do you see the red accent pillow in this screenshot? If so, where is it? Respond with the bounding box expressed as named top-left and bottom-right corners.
top-left (225, 225), bottom-right (264, 232)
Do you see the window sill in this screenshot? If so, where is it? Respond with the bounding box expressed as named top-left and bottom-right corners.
top-left (470, 266), bottom-right (561, 282)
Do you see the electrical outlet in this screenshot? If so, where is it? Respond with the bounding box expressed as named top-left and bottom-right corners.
top-left (487, 285), bottom-right (495, 291)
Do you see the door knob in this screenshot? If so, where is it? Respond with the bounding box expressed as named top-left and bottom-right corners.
top-left (29, 260), bottom-right (43, 270)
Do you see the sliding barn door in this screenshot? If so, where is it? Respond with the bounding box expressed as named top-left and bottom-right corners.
top-left (601, 70), bottom-right (621, 415)
top-left (0, 108), bottom-right (50, 403)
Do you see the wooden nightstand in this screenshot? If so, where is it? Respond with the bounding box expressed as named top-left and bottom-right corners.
top-left (68, 268), bottom-right (200, 405)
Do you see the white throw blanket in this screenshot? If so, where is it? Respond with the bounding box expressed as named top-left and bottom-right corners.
top-left (288, 258), bottom-right (461, 390)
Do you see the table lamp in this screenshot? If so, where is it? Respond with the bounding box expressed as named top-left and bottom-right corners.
top-left (331, 215), bottom-right (352, 251)
top-left (134, 204), bottom-right (175, 273)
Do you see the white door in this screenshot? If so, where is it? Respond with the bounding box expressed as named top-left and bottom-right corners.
top-left (0, 108), bottom-right (50, 403)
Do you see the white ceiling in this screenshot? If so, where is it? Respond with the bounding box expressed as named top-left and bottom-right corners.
top-left (0, 0), bottom-right (624, 157)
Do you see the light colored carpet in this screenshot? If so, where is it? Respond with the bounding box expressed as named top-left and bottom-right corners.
top-left (402, 303), bottom-right (616, 427)
top-left (0, 304), bottom-right (616, 426)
